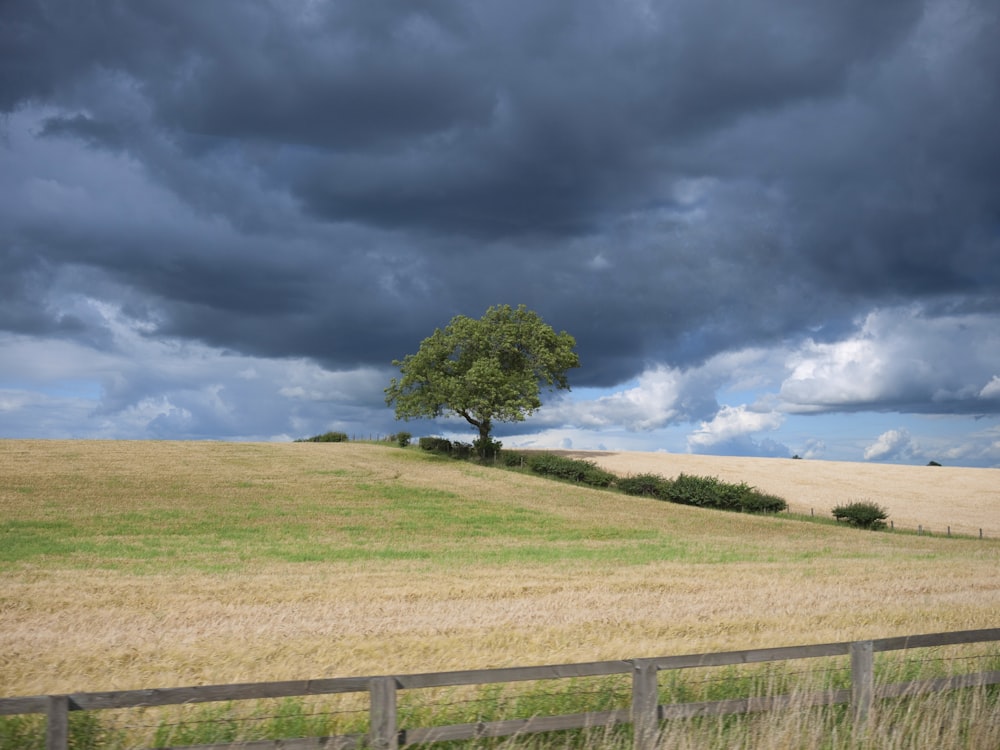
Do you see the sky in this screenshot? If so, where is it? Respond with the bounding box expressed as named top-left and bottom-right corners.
top-left (2, 0), bottom-right (999, 467)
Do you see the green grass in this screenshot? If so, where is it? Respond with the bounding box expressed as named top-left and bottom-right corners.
top-left (0, 508), bottom-right (757, 571)
top-left (5, 654), bottom-right (997, 749)
top-left (1, 447), bottom-right (807, 573)
top-left (0, 488), bottom-right (836, 573)
top-left (3, 441), bottom-right (999, 748)
top-left (1, 441), bottom-right (991, 578)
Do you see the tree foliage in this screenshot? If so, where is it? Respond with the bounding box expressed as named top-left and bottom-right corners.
top-left (832, 500), bottom-right (889, 530)
top-left (295, 431), bottom-right (349, 443)
top-left (385, 304), bottom-right (579, 455)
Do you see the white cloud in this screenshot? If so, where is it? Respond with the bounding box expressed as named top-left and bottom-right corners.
top-left (5, 289), bottom-right (1000, 465)
top-left (687, 405), bottom-right (784, 450)
top-left (0, 300), bottom-right (394, 440)
top-left (542, 347), bottom-right (785, 433)
top-left (518, 307), bottom-right (1000, 464)
top-left (799, 438), bottom-right (826, 460)
top-left (980, 376), bottom-right (1000, 399)
top-left (779, 306), bottom-right (1000, 412)
top-left (539, 366), bottom-right (687, 430)
top-left (278, 364), bottom-right (389, 404)
top-left (589, 367), bottom-right (688, 429)
top-left (780, 336), bottom-right (882, 409)
top-left (863, 429), bottom-right (915, 461)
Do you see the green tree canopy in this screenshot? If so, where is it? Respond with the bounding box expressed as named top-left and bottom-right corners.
top-left (385, 304), bottom-right (579, 456)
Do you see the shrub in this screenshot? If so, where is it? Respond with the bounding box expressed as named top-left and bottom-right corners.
top-left (419, 436), bottom-right (453, 453)
top-left (617, 473), bottom-right (673, 500)
top-left (659, 474), bottom-right (787, 513)
top-left (394, 431), bottom-right (412, 448)
top-left (473, 436), bottom-right (503, 460)
top-left (832, 500), bottom-right (889, 530)
top-left (500, 450), bottom-right (528, 468)
top-left (738, 491), bottom-right (788, 514)
top-left (451, 442), bottom-right (473, 460)
top-left (416, 436), bottom-right (486, 461)
top-left (525, 453), bottom-right (617, 488)
top-left (296, 431), bottom-right (349, 443)
top-left (666, 473), bottom-right (727, 508)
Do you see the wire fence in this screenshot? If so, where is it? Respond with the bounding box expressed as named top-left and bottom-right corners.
top-left (3, 628), bottom-right (998, 750)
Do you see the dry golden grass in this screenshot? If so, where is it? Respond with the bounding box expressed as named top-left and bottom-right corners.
top-left (1, 440), bottom-right (998, 703)
top-left (552, 449), bottom-right (1000, 537)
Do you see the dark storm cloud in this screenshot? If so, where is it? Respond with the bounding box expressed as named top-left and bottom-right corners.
top-left (39, 113), bottom-right (125, 151)
top-left (5, 0), bottom-right (925, 233)
top-left (2, 0), bottom-right (999, 413)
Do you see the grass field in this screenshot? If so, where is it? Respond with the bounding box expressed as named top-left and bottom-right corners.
top-left (552, 449), bottom-right (1000, 537)
top-left (1, 439), bottom-right (999, 747)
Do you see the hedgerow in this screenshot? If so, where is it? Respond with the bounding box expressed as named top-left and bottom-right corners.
top-left (417, 436), bottom-right (474, 459)
top-left (615, 473), bottom-right (672, 499)
top-left (413, 445), bottom-right (788, 515)
top-left (419, 436), bottom-right (453, 453)
top-left (618, 471), bottom-right (787, 514)
top-left (296, 431), bottom-right (349, 443)
top-left (525, 453), bottom-right (617, 488)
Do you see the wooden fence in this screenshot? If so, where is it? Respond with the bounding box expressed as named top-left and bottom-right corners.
top-left (2, 628), bottom-right (998, 750)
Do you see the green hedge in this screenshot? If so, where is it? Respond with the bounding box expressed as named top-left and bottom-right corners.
top-left (418, 436), bottom-right (453, 453)
top-left (525, 454), bottom-right (617, 488)
top-left (616, 473), bottom-right (673, 499)
top-left (832, 500), bottom-right (888, 529)
top-left (295, 431), bottom-right (349, 443)
top-left (417, 436), bottom-right (473, 459)
top-left (619, 472), bottom-right (787, 514)
top-left (500, 450), bottom-right (529, 467)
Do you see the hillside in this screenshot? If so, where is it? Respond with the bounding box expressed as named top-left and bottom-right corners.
top-left (1, 439), bottom-right (998, 701)
top-left (548, 449), bottom-right (1000, 537)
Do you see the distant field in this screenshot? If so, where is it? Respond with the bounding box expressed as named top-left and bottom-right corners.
top-left (1, 439), bottom-right (998, 703)
top-left (549, 450), bottom-right (1000, 537)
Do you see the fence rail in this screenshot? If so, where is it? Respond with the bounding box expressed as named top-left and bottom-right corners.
top-left (3, 627), bottom-right (998, 750)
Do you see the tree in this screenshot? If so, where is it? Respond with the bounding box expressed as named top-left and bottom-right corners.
top-left (385, 304), bottom-right (579, 457)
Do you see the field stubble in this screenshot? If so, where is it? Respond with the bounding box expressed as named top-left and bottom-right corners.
top-left (1, 440), bottom-right (998, 705)
top-left (551, 450), bottom-right (1000, 537)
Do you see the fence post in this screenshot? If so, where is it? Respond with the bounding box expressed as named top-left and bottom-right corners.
top-left (46, 695), bottom-right (69, 750)
top-left (369, 677), bottom-right (398, 750)
top-left (631, 659), bottom-right (659, 750)
top-left (850, 640), bottom-right (874, 729)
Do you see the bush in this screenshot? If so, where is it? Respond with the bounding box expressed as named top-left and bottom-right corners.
top-left (394, 431), bottom-right (412, 448)
top-left (617, 473), bottom-right (673, 500)
top-left (525, 453), bottom-right (617, 488)
top-left (418, 436), bottom-right (453, 454)
top-left (655, 473), bottom-right (787, 514)
top-left (500, 450), bottom-right (528, 468)
top-left (667, 473), bottom-right (728, 508)
top-left (451, 442), bottom-right (473, 460)
top-left (296, 431), bottom-right (349, 443)
top-left (737, 490), bottom-right (788, 514)
top-left (832, 500), bottom-right (889, 529)
top-left (416, 436), bottom-right (490, 461)
top-left (473, 436), bottom-right (503, 460)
